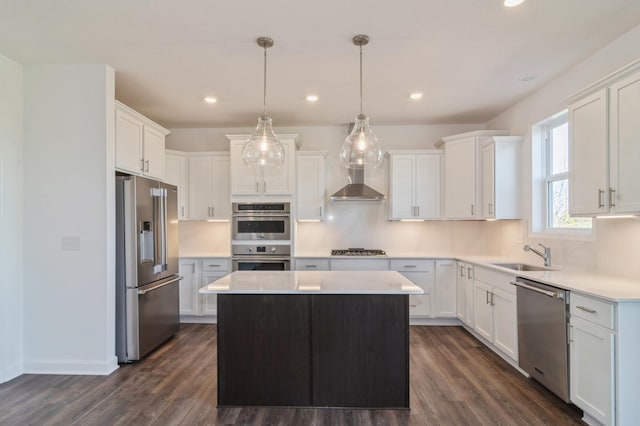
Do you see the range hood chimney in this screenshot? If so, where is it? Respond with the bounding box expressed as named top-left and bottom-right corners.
top-left (329, 165), bottom-right (385, 201)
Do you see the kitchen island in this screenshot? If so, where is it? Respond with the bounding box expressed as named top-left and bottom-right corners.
top-left (200, 271), bottom-right (423, 409)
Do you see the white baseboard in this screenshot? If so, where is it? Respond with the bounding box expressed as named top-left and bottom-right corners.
top-left (410, 317), bottom-right (461, 326)
top-left (180, 315), bottom-right (217, 324)
top-left (1, 362), bottom-right (23, 384)
top-left (23, 356), bottom-right (119, 376)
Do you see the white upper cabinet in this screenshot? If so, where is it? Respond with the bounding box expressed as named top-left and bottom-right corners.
top-left (438, 130), bottom-right (509, 220)
top-left (296, 152), bottom-right (326, 221)
top-left (164, 150), bottom-right (188, 220)
top-left (569, 63), bottom-right (640, 216)
top-left (480, 136), bottom-right (522, 220)
top-left (115, 101), bottom-right (170, 180)
top-left (388, 151), bottom-right (442, 220)
top-left (227, 134), bottom-right (299, 197)
top-left (187, 153), bottom-right (230, 221)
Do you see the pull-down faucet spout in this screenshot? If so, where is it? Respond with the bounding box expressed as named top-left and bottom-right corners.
top-left (523, 243), bottom-right (551, 267)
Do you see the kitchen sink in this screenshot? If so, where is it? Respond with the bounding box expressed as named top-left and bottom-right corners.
top-left (491, 263), bottom-right (555, 272)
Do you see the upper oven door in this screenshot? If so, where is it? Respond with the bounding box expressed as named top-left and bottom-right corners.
top-left (232, 215), bottom-right (290, 240)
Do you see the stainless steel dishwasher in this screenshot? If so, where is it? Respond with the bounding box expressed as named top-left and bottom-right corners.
top-left (513, 277), bottom-right (570, 402)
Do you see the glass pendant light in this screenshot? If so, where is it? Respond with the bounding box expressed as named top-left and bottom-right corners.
top-left (339, 34), bottom-right (383, 169)
top-left (242, 37), bottom-right (285, 168)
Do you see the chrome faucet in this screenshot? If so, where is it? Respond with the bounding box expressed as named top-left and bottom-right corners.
top-left (523, 243), bottom-right (551, 267)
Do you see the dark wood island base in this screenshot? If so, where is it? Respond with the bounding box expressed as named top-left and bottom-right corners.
top-left (217, 294), bottom-right (409, 409)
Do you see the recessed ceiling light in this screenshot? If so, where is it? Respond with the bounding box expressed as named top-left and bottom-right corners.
top-left (306, 95), bottom-right (319, 102)
top-left (504, 0), bottom-right (525, 7)
top-left (204, 97), bottom-right (217, 104)
top-left (409, 92), bottom-right (423, 100)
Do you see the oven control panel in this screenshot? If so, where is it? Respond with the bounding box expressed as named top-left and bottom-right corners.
top-left (232, 244), bottom-right (291, 256)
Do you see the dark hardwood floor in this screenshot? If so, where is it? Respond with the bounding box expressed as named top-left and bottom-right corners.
top-left (0, 324), bottom-right (583, 425)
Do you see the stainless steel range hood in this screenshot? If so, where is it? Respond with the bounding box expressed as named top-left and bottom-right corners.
top-left (330, 165), bottom-right (385, 201)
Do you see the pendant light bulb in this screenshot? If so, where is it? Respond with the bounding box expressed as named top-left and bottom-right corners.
top-left (340, 34), bottom-right (383, 169)
top-left (242, 37), bottom-right (285, 168)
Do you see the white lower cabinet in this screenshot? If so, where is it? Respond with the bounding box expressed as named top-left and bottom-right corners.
top-left (434, 260), bottom-right (457, 317)
top-left (570, 293), bottom-right (615, 426)
top-left (471, 265), bottom-right (518, 362)
top-left (178, 258), bottom-right (230, 320)
top-left (391, 260), bottom-right (435, 317)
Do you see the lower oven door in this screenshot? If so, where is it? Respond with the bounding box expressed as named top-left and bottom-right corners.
top-left (232, 257), bottom-right (291, 271)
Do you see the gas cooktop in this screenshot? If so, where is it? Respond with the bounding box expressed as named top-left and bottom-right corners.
top-left (331, 248), bottom-right (387, 256)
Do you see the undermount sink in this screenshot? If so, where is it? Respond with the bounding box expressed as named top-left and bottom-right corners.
top-left (491, 263), bottom-right (555, 272)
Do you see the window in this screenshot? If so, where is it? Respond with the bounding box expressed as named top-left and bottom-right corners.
top-left (532, 113), bottom-right (592, 234)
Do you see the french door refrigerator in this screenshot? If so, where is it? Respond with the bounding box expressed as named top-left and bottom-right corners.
top-left (115, 175), bottom-right (180, 363)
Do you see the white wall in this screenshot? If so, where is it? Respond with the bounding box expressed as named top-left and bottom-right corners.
top-left (22, 64), bottom-right (117, 374)
top-left (487, 23), bottom-right (640, 278)
top-left (167, 123), bottom-right (512, 256)
top-left (0, 53), bottom-right (24, 383)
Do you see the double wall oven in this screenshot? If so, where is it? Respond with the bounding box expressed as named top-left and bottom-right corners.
top-left (231, 202), bottom-right (291, 271)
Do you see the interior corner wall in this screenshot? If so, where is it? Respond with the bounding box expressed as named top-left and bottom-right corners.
top-left (22, 64), bottom-right (117, 375)
top-left (485, 23), bottom-right (640, 278)
top-left (0, 53), bottom-right (24, 383)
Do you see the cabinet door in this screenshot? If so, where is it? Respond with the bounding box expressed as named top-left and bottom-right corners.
top-left (165, 154), bottom-right (188, 220)
top-left (473, 281), bottom-right (493, 341)
top-left (415, 154), bottom-right (441, 219)
top-left (330, 259), bottom-right (389, 271)
top-left (481, 143), bottom-right (495, 218)
top-left (445, 137), bottom-right (478, 219)
top-left (187, 156), bottom-right (213, 220)
top-left (389, 155), bottom-right (416, 219)
top-left (178, 260), bottom-right (198, 316)
top-left (210, 156), bottom-right (231, 219)
top-left (492, 287), bottom-right (517, 360)
top-left (230, 140), bottom-right (260, 195)
top-left (115, 109), bottom-right (143, 175)
top-left (143, 126), bottom-right (166, 180)
top-left (263, 140), bottom-right (295, 195)
top-left (609, 71), bottom-right (640, 214)
top-left (434, 260), bottom-right (456, 317)
top-left (456, 263), bottom-right (466, 322)
top-left (401, 271), bottom-right (433, 317)
top-left (569, 89), bottom-right (609, 215)
top-left (570, 317), bottom-right (614, 426)
top-left (297, 154), bottom-right (326, 220)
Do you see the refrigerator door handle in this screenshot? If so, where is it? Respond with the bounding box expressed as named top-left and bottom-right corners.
top-left (151, 187), bottom-right (166, 274)
top-left (137, 276), bottom-right (182, 295)
top-left (161, 188), bottom-right (168, 271)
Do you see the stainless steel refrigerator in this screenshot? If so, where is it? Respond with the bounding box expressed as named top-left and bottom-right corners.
top-left (115, 175), bottom-right (180, 363)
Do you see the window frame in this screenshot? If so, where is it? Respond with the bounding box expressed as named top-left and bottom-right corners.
top-left (530, 112), bottom-right (593, 239)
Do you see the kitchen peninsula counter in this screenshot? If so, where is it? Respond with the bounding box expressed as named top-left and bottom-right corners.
top-left (200, 271), bottom-right (421, 409)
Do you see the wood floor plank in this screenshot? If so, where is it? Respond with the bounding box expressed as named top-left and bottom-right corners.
top-left (0, 324), bottom-right (584, 425)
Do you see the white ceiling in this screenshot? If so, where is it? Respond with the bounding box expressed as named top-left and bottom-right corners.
top-left (1, 0), bottom-right (640, 128)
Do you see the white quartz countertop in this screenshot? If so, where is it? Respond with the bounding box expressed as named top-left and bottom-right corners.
top-left (199, 271), bottom-right (424, 295)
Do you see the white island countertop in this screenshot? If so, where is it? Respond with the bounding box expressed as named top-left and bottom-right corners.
top-left (199, 271), bottom-right (424, 295)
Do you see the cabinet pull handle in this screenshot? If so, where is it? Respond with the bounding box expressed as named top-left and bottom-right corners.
top-left (576, 305), bottom-right (597, 314)
top-left (319, 206), bottom-right (322, 217)
top-left (467, 267), bottom-right (472, 279)
top-left (410, 304), bottom-right (417, 308)
top-left (404, 265), bottom-right (417, 268)
top-left (212, 206), bottom-right (215, 217)
top-left (471, 204), bottom-right (475, 216)
top-left (486, 290), bottom-right (490, 304)
top-left (490, 292), bottom-right (495, 306)
top-left (460, 265), bottom-right (465, 278)
top-left (208, 264), bottom-right (221, 267)
top-left (263, 181), bottom-right (267, 192)
top-left (181, 206), bottom-right (184, 217)
top-left (145, 160), bottom-right (150, 172)
top-left (488, 203), bottom-right (493, 216)
top-left (305, 265), bottom-right (318, 268)
top-left (416, 206), bottom-right (420, 216)
top-left (609, 188), bottom-right (616, 208)
top-left (598, 189), bottom-right (604, 208)
top-left (256, 182), bottom-right (259, 192)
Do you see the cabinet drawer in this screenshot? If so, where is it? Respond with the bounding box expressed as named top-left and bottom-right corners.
top-left (390, 259), bottom-right (434, 272)
top-left (295, 258), bottom-right (330, 271)
top-left (201, 258), bottom-right (230, 272)
top-left (473, 265), bottom-right (516, 294)
top-left (330, 259), bottom-right (389, 271)
top-left (571, 293), bottom-right (615, 330)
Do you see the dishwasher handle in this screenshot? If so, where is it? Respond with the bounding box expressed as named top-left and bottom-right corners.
top-left (511, 280), bottom-right (565, 299)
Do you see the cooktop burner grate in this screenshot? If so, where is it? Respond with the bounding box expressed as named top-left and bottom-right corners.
top-left (331, 248), bottom-right (387, 256)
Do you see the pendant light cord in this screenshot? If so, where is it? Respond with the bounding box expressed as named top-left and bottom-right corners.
top-left (263, 45), bottom-right (267, 117)
top-left (359, 44), bottom-right (363, 115)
